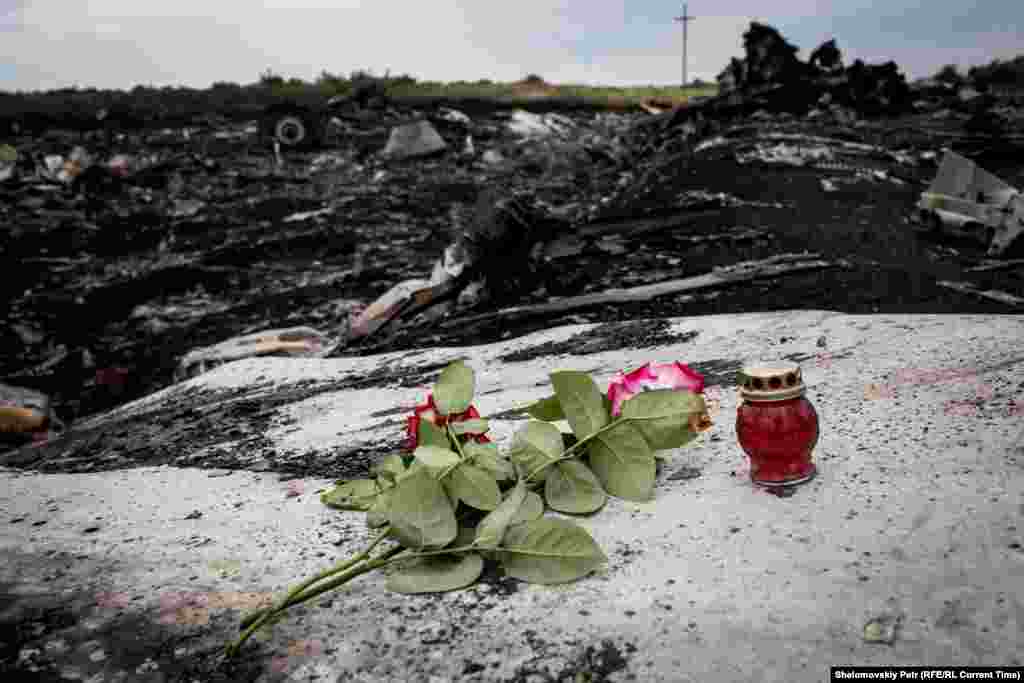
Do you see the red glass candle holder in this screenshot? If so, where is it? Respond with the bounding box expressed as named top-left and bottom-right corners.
top-left (736, 362), bottom-right (818, 487)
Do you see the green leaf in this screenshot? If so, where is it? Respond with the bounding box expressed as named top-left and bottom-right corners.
top-left (449, 418), bottom-right (490, 436)
top-left (433, 360), bottom-right (475, 416)
top-left (387, 469), bottom-right (458, 549)
top-left (413, 445), bottom-right (461, 472)
top-left (447, 463), bottom-right (501, 511)
top-left (550, 371), bottom-right (609, 440)
top-left (417, 419), bottom-right (449, 449)
top-left (366, 488), bottom-right (392, 528)
top-left (587, 421), bottom-right (655, 501)
top-left (619, 390), bottom-right (707, 450)
top-left (496, 518), bottom-right (607, 584)
top-left (525, 395), bottom-right (565, 421)
top-left (545, 460), bottom-right (607, 514)
top-left (454, 524), bottom-right (478, 548)
top-left (374, 454), bottom-right (407, 483)
top-left (320, 479), bottom-right (380, 511)
top-left (386, 553), bottom-right (484, 594)
top-left (402, 457), bottom-right (437, 479)
top-left (510, 491), bottom-right (545, 525)
top-left (465, 441), bottom-right (515, 482)
top-left (508, 421), bottom-right (564, 483)
top-left (464, 441), bottom-right (499, 458)
top-left (475, 479), bottom-right (528, 549)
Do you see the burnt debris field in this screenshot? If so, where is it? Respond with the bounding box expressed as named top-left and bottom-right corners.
top-left (2, 23), bottom-right (1024, 440)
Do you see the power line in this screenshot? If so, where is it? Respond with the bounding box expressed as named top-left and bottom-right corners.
top-left (674, 3), bottom-right (696, 88)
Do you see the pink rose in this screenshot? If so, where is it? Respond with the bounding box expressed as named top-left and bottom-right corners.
top-left (606, 362), bottom-right (705, 417)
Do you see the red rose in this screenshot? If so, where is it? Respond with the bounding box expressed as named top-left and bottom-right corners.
top-left (405, 393), bottom-right (491, 451)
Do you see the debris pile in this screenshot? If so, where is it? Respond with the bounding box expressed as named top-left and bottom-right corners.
top-left (2, 22), bottom-right (1023, 439)
top-left (0, 382), bottom-right (62, 448)
top-left (915, 150), bottom-right (1024, 257)
top-left (711, 22), bottom-right (913, 121)
top-left (175, 326), bottom-right (334, 381)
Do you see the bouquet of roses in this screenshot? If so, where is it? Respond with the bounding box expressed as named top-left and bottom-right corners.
top-left (226, 360), bottom-right (712, 657)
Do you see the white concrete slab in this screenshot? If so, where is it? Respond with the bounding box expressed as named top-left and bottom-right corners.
top-left (2, 311), bottom-right (1023, 682)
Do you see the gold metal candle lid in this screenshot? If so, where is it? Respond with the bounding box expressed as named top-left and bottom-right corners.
top-left (737, 361), bottom-right (805, 401)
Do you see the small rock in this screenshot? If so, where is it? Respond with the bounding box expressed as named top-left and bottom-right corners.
top-left (481, 149), bottom-right (505, 166)
top-left (184, 510), bottom-right (202, 520)
top-left (417, 621), bottom-right (450, 643)
top-left (135, 658), bottom-right (160, 674)
top-left (863, 614), bottom-right (901, 644)
top-left (668, 465), bottom-right (702, 481)
top-left (381, 121), bottom-right (447, 160)
top-left (45, 639), bottom-right (69, 653)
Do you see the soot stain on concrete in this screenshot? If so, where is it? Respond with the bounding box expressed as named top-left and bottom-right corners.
top-left (0, 586), bottom-right (270, 682)
top-left (509, 634), bottom-right (636, 683)
top-left (270, 440), bottom-right (405, 480)
top-left (0, 357), bottom-right (452, 475)
top-left (368, 404), bottom-right (417, 418)
top-left (488, 407), bottom-right (533, 421)
top-left (783, 350), bottom-right (853, 365)
top-left (687, 358), bottom-right (745, 388)
top-left (499, 319), bottom-right (699, 363)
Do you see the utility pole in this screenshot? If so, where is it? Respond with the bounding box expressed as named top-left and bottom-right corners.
top-left (674, 3), bottom-right (695, 89)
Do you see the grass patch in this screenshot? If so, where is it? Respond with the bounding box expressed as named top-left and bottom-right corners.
top-left (0, 77), bottom-right (718, 132)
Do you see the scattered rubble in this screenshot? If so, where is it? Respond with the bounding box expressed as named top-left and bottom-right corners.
top-left (0, 383), bottom-right (61, 448)
top-left (175, 327), bottom-right (334, 381)
top-left (2, 23), bottom-right (1023, 430)
top-left (0, 144), bottom-right (17, 181)
top-left (916, 150), bottom-right (1024, 256)
top-left (506, 109), bottom-right (576, 139)
top-left (936, 281), bottom-right (1024, 308)
top-left (381, 120), bottom-right (448, 160)
top-left (347, 279), bottom-right (437, 340)
top-left (707, 22), bottom-right (913, 126)
top-left (433, 253), bottom-right (847, 332)
top-left (966, 258), bottom-right (1024, 272)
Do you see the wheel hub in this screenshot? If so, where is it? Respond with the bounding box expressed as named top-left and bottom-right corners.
top-left (275, 117), bottom-right (307, 146)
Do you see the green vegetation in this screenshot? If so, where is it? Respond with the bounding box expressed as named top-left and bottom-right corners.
top-left (0, 69), bottom-right (719, 130)
top-left (248, 69), bottom-right (717, 107)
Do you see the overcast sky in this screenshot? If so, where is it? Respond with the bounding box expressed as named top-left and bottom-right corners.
top-left (1, 1), bottom-right (1021, 92)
